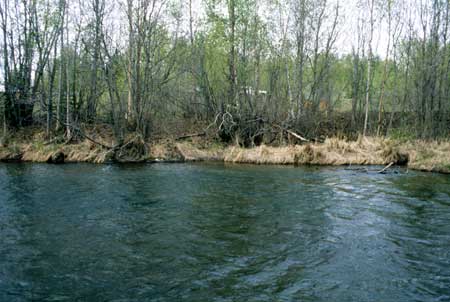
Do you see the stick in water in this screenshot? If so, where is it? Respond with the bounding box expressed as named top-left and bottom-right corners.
top-left (378, 162), bottom-right (394, 174)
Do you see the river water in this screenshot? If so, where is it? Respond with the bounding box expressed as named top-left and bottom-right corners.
top-left (0, 163), bottom-right (449, 301)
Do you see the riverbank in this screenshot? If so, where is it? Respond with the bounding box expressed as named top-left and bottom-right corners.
top-left (1, 128), bottom-right (449, 174)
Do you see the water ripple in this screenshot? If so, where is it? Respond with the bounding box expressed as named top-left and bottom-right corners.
top-left (0, 163), bottom-right (449, 301)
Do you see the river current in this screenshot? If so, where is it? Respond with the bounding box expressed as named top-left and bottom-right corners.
top-left (0, 163), bottom-right (449, 301)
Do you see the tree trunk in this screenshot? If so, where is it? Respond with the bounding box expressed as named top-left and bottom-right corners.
top-left (228, 0), bottom-right (238, 108)
top-left (377, 0), bottom-right (392, 136)
top-left (363, 0), bottom-right (374, 137)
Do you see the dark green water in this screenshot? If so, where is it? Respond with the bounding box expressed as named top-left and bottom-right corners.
top-left (0, 163), bottom-right (449, 302)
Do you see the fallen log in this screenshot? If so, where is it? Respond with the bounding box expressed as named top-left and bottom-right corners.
top-left (272, 123), bottom-right (309, 142)
top-left (286, 129), bottom-right (309, 142)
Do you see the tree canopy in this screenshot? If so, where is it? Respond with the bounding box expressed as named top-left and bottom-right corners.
top-left (1, 0), bottom-right (450, 144)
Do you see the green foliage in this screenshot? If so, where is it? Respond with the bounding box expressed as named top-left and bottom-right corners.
top-left (389, 128), bottom-right (417, 142)
top-left (2, 0), bottom-right (450, 140)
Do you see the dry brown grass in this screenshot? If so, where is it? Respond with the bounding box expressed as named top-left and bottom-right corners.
top-left (176, 142), bottom-right (224, 162)
top-left (221, 137), bottom-right (409, 167)
top-left (224, 145), bottom-right (297, 164)
top-left (1, 127), bottom-right (450, 174)
top-left (149, 140), bottom-right (184, 161)
top-left (402, 140), bottom-right (450, 173)
top-left (64, 141), bottom-right (103, 163)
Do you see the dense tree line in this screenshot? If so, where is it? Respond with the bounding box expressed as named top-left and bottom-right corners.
top-left (1, 0), bottom-right (450, 145)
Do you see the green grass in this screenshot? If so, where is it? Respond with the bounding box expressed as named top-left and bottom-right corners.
top-left (389, 128), bottom-right (417, 142)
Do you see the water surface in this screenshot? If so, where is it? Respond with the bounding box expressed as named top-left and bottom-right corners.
top-left (0, 163), bottom-right (449, 301)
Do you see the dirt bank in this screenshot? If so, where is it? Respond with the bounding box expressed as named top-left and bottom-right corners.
top-left (1, 128), bottom-right (449, 174)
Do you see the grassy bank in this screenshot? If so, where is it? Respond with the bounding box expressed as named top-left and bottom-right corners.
top-left (1, 127), bottom-right (450, 174)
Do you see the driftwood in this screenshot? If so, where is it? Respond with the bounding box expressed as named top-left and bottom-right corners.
top-left (272, 123), bottom-right (309, 142)
top-left (378, 162), bottom-right (394, 174)
top-left (286, 129), bottom-right (309, 142)
top-left (345, 162), bottom-right (395, 174)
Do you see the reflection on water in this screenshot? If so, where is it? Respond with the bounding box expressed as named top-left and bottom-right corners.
top-left (0, 163), bottom-right (449, 301)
